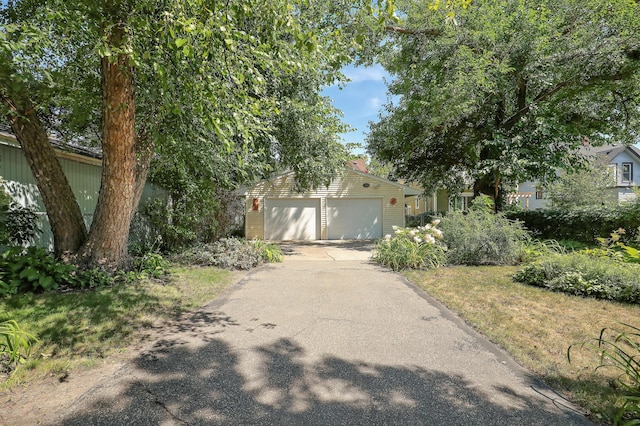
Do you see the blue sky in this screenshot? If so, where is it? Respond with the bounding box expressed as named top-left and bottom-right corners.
top-left (321, 64), bottom-right (393, 156)
top-left (324, 65), bottom-right (640, 156)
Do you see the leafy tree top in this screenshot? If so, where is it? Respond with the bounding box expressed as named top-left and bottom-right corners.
top-left (368, 0), bottom-right (640, 196)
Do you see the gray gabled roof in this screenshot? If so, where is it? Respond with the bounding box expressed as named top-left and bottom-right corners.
top-left (0, 124), bottom-right (102, 160)
top-left (586, 143), bottom-right (640, 164)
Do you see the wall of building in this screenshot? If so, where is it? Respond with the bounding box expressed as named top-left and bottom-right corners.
top-left (245, 169), bottom-right (407, 239)
top-left (0, 133), bottom-right (164, 249)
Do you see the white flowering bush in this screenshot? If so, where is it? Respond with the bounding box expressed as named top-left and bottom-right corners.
top-left (372, 220), bottom-right (446, 271)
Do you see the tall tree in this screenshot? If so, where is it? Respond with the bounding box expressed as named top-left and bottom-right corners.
top-left (0, 3), bottom-right (89, 256)
top-left (368, 0), bottom-right (640, 204)
top-left (1, 0), bottom-right (394, 269)
top-left (546, 163), bottom-right (615, 210)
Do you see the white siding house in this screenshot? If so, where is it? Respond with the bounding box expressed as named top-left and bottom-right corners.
top-left (512, 144), bottom-right (640, 209)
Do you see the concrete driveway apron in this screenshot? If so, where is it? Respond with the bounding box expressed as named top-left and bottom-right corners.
top-left (59, 241), bottom-right (590, 425)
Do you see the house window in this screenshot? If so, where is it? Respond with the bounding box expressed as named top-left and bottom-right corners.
top-left (415, 197), bottom-right (420, 209)
top-left (622, 163), bottom-right (633, 183)
top-left (535, 187), bottom-right (544, 200)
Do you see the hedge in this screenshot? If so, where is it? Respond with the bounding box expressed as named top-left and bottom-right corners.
top-left (505, 202), bottom-right (640, 244)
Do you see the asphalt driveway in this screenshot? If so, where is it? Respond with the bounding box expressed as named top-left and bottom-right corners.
top-left (58, 241), bottom-right (590, 425)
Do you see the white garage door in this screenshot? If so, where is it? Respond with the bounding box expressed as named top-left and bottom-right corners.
top-left (265, 199), bottom-right (320, 240)
top-left (327, 198), bottom-right (382, 240)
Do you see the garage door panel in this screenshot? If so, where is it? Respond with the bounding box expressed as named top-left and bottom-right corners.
top-left (327, 198), bottom-right (382, 240)
top-left (265, 199), bottom-right (319, 240)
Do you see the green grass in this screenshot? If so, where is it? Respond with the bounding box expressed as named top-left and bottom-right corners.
top-left (0, 266), bottom-right (233, 389)
top-left (405, 266), bottom-right (640, 424)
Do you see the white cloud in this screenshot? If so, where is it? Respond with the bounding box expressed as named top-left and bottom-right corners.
top-left (343, 65), bottom-right (388, 83)
top-left (368, 97), bottom-right (382, 111)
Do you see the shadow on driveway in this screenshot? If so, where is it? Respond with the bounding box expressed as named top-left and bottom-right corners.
top-left (60, 310), bottom-right (589, 425)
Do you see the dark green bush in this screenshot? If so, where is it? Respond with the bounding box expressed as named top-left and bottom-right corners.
top-left (506, 202), bottom-right (640, 244)
top-left (5, 203), bottom-right (41, 246)
top-left (0, 184), bottom-right (41, 247)
top-left (440, 208), bottom-right (529, 266)
top-left (405, 212), bottom-right (441, 228)
top-left (0, 246), bottom-right (170, 297)
top-left (0, 247), bottom-right (77, 297)
top-left (133, 252), bottom-right (170, 278)
top-left (513, 253), bottom-right (640, 303)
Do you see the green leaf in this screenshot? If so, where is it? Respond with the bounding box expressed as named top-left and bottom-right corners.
top-left (38, 275), bottom-right (55, 290)
top-left (19, 267), bottom-right (39, 282)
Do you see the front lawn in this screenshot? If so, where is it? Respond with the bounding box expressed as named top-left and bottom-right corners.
top-left (0, 266), bottom-right (234, 390)
top-left (405, 266), bottom-right (640, 423)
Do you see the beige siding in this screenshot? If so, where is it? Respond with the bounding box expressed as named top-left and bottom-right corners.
top-left (245, 169), bottom-right (407, 240)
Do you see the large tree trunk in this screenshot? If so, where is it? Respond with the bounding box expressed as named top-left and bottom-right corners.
top-left (1, 94), bottom-right (88, 256)
top-left (77, 27), bottom-right (137, 270)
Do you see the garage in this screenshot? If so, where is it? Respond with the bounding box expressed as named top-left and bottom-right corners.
top-left (264, 198), bottom-right (320, 240)
top-left (327, 198), bottom-right (382, 239)
top-left (245, 168), bottom-right (419, 241)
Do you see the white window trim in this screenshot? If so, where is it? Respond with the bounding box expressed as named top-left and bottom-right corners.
top-left (622, 162), bottom-right (633, 183)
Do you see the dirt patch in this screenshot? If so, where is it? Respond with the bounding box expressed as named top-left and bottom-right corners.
top-left (0, 303), bottom-right (246, 425)
top-left (0, 353), bottom-right (130, 425)
top-left (0, 313), bottom-right (192, 424)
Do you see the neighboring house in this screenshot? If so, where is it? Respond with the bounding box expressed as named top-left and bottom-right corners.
top-left (598, 144), bottom-right (640, 203)
top-left (508, 181), bottom-right (547, 210)
top-left (400, 179), bottom-right (476, 217)
top-left (244, 168), bottom-right (420, 240)
top-left (512, 144), bottom-right (640, 209)
top-left (0, 126), bottom-right (164, 248)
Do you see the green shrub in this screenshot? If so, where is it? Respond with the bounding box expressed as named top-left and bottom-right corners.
top-left (0, 247), bottom-right (77, 297)
top-left (0, 246), bottom-right (173, 297)
top-left (519, 239), bottom-right (566, 263)
top-left (513, 253), bottom-right (640, 303)
top-left (0, 181), bottom-right (12, 245)
top-left (569, 324), bottom-right (640, 425)
top-left (372, 222), bottom-right (446, 271)
top-left (440, 206), bottom-right (529, 266)
top-left (0, 180), bottom-right (41, 247)
top-left (594, 228), bottom-right (640, 264)
top-left (5, 203), bottom-right (41, 246)
top-left (0, 319), bottom-right (38, 373)
top-left (170, 238), bottom-right (279, 270)
top-left (405, 211), bottom-right (441, 228)
top-left (133, 252), bottom-right (170, 278)
top-left (252, 240), bottom-right (284, 263)
top-left (506, 201), bottom-right (640, 244)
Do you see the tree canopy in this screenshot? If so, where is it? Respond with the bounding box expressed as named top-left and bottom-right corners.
top-left (1, 0), bottom-right (394, 268)
top-left (368, 0), bottom-right (640, 201)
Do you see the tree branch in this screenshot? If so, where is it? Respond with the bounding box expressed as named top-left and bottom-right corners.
top-left (385, 25), bottom-right (442, 37)
top-left (502, 71), bottom-right (630, 131)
